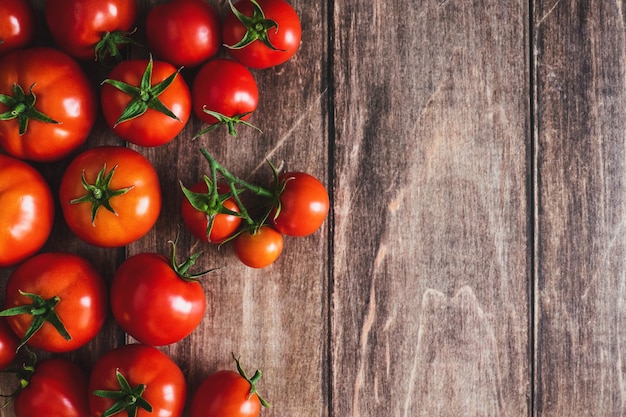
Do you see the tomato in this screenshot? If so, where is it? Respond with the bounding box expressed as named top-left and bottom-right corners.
top-left (111, 248), bottom-right (207, 346)
top-left (192, 58), bottom-right (259, 136)
top-left (0, 0), bottom-right (35, 57)
top-left (222, 0), bottom-right (301, 69)
top-left (0, 252), bottom-right (108, 353)
top-left (233, 225), bottom-right (283, 268)
top-left (45, 0), bottom-right (138, 62)
top-left (59, 146), bottom-right (162, 248)
top-left (0, 155), bottom-right (54, 268)
top-left (146, 0), bottom-right (221, 68)
top-left (101, 57), bottom-right (191, 147)
top-left (12, 357), bottom-right (90, 417)
top-left (0, 318), bottom-right (19, 370)
top-left (181, 180), bottom-right (242, 243)
top-left (89, 344), bottom-right (186, 417)
top-left (271, 172), bottom-right (329, 237)
top-left (0, 47), bottom-right (98, 162)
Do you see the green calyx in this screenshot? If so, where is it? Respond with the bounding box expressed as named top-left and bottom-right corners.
top-left (0, 350), bottom-right (37, 408)
top-left (102, 56), bottom-right (183, 126)
top-left (94, 370), bottom-right (152, 417)
top-left (194, 108), bottom-right (262, 138)
top-left (0, 291), bottom-right (71, 351)
top-left (233, 353), bottom-right (271, 408)
top-left (0, 83), bottom-right (60, 135)
top-left (94, 29), bottom-right (141, 64)
top-left (69, 163), bottom-right (134, 225)
top-left (168, 233), bottom-right (220, 280)
top-left (225, 0), bottom-right (285, 51)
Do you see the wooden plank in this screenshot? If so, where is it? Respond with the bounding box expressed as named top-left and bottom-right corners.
top-left (330, 1), bottom-right (530, 416)
top-left (534, 1), bottom-right (626, 415)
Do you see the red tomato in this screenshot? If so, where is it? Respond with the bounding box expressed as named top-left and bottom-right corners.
top-left (59, 146), bottom-right (162, 248)
top-left (233, 225), bottom-right (284, 268)
top-left (13, 357), bottom-right (90, 417)
top-left (101, 58), bottom-right (191, 147)
top-left (192, 58), bottom-right (259, 136)
top-left (0, 317), bottom-right (19, 370)
top-left (181, 180), bottom-right (242, 243)
top-left (45, 0), bottom-right (138, 61)
top-left (146, 0), bottom-right (221, 67)
top-left (0, 47), bottom-right (98, 162)
top-left (111, 251), bottom-right (207, 346)
top-left (2, 252), bottom-right (108, 353)
top-left (0, 155), bottom-right (54, 268)
top-left (0, 0), bottom-right (35, 57)
top-left (89, 344), bottom-right (186, 417)
top-left (222, 0), bottom-right (301, 69)
top-left (271, 172), bottom-right (329, 237)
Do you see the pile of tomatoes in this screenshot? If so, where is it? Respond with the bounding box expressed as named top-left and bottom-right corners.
top-left (0, 0), bottom-right (328, 416)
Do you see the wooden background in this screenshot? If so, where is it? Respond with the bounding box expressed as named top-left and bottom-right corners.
top-left (1, 0), bottom-right (625, 416)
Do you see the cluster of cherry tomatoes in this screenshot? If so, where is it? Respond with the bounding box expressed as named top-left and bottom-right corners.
top-left (0, 0), bottom-right (326, 416)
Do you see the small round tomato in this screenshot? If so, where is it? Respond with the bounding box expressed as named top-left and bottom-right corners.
top-left (0, 47), bottom-right (98, 162)
top-left (59, 146), bottom-right (162, 248)
top-left (0, 318), bottom-right (19, 370)
top-left (0, 154), bottom-right (54, 268)
top-left (181, 180), bottom-right (242, 243)
top-left (0, 0), bottom-right (35, 57)
top-left (271, 172), bottom-right (329, 237)
top-left (89, 344), bottom-right (186, 417)
top-left (233, 225), bottom-right (283, 268)
top-left (101, 57), bottom-right (191, 147)
top-left (222, 0), bottom-right (301, 69)
top-left (1, 252), bottom-right (108, 353)
top-left (146, 0), bottom-right (221, 67)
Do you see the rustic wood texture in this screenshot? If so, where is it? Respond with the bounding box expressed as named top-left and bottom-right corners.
top-left (1, 0), bottom-right (624, 416)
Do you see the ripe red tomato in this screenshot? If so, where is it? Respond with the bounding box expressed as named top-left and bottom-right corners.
top-left (59, 146), bottom-right (162, 248)
top-left (0, 318), bottom-right (19, 370)
top-left (0, 154), bottom-right (54, 268)
top-left (111, 250), bottom-right (207, 346)
top-left (0, 47), bottom-right (98, 162)
top-left (181, 180), bottom-right (242, 243)
top-left (233, 225), bottom-right (284, 268)
top-left (146, 0), bottom-right (221, 67)
top-left (45, 0), bottom-right (138, 62)
top-left (0, 0), bottom-right (35, 57)
top-left (1, 252), bottom-right (108, 353)
top-left (89, 344), bottom-right (186, 417)
top-left (192, 58), bottom-right (259, 136)
top-left (13, 357), bottom-right (90, 417)
top-left (222, 0), bottom-right (301, 69)
top-left (101, 58), bottom-right (191, 147)
top-left (271, 172), bottom-right (329, 237)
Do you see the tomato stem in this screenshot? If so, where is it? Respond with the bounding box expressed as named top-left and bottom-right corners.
top-left (168, 233), bottom-right (220, 281)
top-left (0, 83), bottom-right (60, 135)
top-left (94, 370), bottom-right (153, 417)
top-left (224, 0), bottom-right (285, 52)
top-left (232, 353), bottom-right (271, 408)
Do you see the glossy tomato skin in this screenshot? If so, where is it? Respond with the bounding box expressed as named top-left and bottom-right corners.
top-left (192, 58), bottom-right (258, 125)
top-left (4, 252), bottom-right (108, 353)
top-left (0, 47), bottom-right (98, 162)
top-left (89, 344), bottom-right (187, 417)
top-left (59, 146), bottom-right (162, 248)
top-left (101, 59), bottom-right (191, 146)
top-left (0, 318), bottom-right (19, 370)
top-left (0, 155), bottom-right (54, 268)
top-left (190, 370), bottom-right (261, 417)
top-left (223, 0), bottom-right (301, 69)
top-left (146, 0), bottom-right (221, 67)
top-left (0, 0), bottom-right (35, 57)
top-left (13, 358), bottom-right (90, 417)
top-left (271, 172), bottom-right (329, 237)
top-left (111, 252), bottom-right (206, 346)
top-left (233, 225), bottom-right (284, 268)
top-left (45, 0), bottom-right (138, 60)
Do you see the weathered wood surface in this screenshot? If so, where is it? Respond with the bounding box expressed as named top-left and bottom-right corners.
top-left (1, 0), bottom-right (624, 416)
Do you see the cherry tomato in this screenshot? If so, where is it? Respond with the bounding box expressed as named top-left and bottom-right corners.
top-left (222, 0), bottom-right (301, 69)
top-left (111, 249), bottom-right (207, 346)
top-left (0, 0), bottom-right (35, 57)
top-left (0, 318), bottom-right (19, 370)
top-left (0, 154), bottom-right (54, 268)
top-left (271, 172), bottom-right (329, 237)
top-left (1, 252), bottom-right (108, 353)
top-left (146, 0), bottom-right (221, 67)
top-left (59, 146), bottom-right (162, 248)
top-left (233, 225), bottom-right (284, 268)
top-left (0, 47), bottom-right (98, 162)
top-left (101, 57), bottom-right (191, 147)
top-left (89, 344), bottom-right (186, 417)
top-left (45, 0), bottom-right (138, 62)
